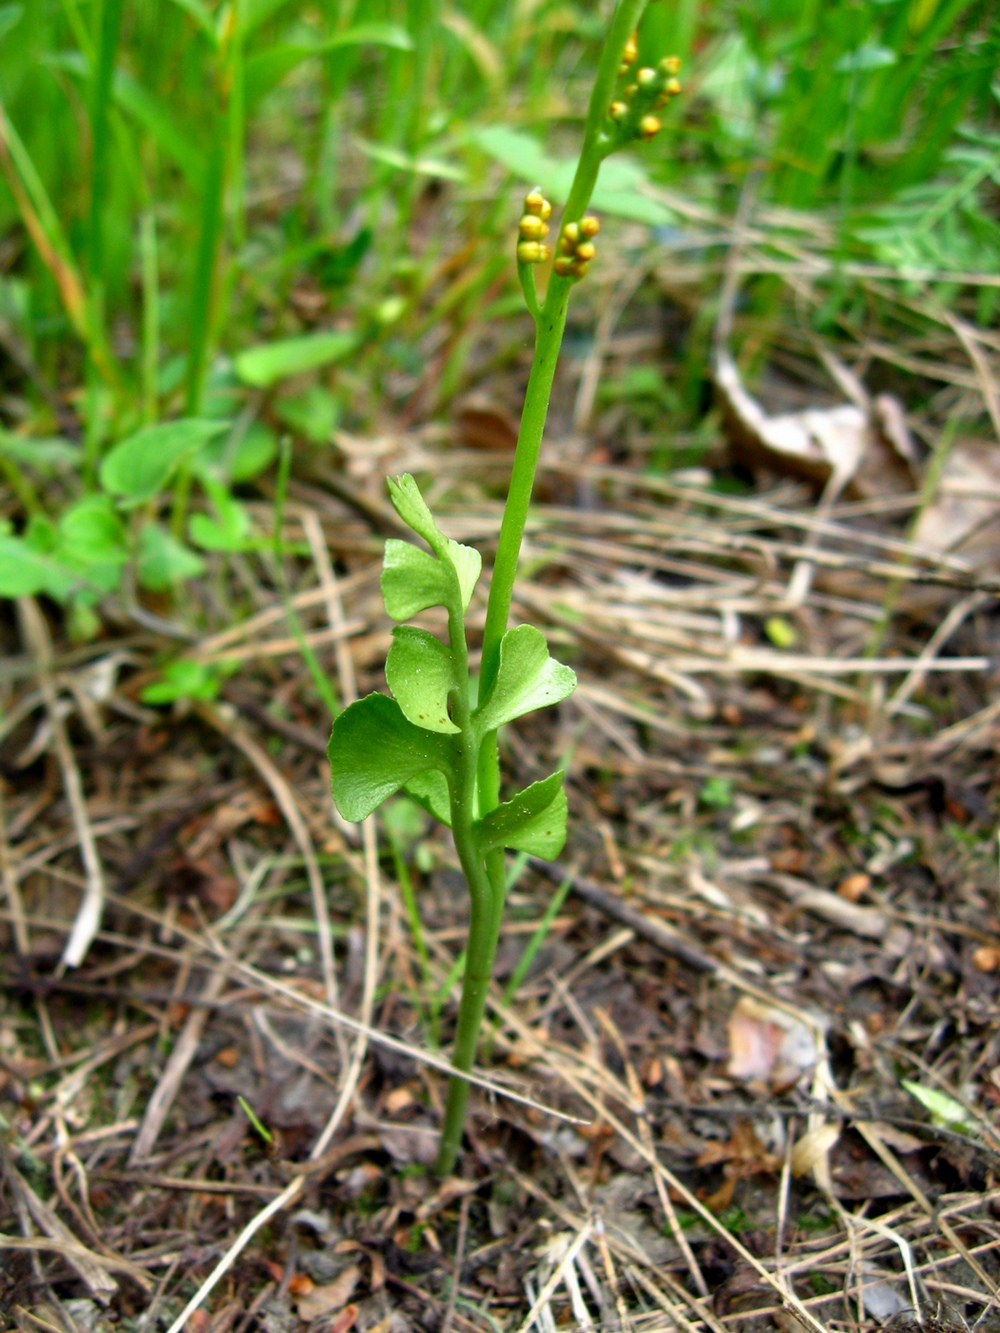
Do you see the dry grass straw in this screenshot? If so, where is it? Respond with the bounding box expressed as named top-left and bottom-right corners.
top-left (3, 252), bottom-right (999, 1325)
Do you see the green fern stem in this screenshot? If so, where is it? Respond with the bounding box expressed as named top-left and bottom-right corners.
top-left (435, 0), bottom-right (650, 1175)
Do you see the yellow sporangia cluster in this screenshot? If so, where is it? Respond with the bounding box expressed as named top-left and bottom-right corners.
top-left (554, 215), bottom-right (600, 279)
top-left (516, 188), bottom-right (553, 265)
top-left (611, 39), bottom-right (682, 141)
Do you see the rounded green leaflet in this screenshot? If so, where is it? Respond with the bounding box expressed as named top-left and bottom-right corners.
top-left (386, 626), bottom-right (460, 734)
top-left (473, 771), bottom-right (567, 858)
top-left (384, 474), bottom-right (481, 612)
top-left (474, 624), bottom-right (576, 734)
top-left (381, 540), bottom-right (453, 621)
top-left (328, 692), bottom-right (455, 822)
top-left (381, 537), bottom-right (481, 621)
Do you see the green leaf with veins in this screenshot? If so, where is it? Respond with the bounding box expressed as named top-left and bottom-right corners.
top-left (405, 770), bottom-right (453, 827)
top-left (474, 625), bottom-right (576, 734)
top-left (328, 693), bottom-right (454, 822)
top-left (381, 538), bottom-right (480, 620)
top-left (382, 540), bottom-right (456, 620)
top-left (384, 474), bottom-right (482, 612)
top-left (386, 626), bottom-right (459, 734)
top-left (474, 772), bottom-right (567, 858)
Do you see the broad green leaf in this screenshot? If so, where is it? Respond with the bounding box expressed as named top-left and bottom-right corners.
top-left (246, 26), bottom-right (413, 106)
top-left (387, 473), bottom-right (441, 547)
top-left (234, 330), bottom-right (360, 389)
top-left (100, 419), bottom-right (228, 505)
top-left (138, 523), bottom-right (205, 591)
top-left (57, 495), bottom-right (128, 566)
top-left (469, 126), bottom-right (674, 226)
top-left (386, 626), bottom-right (459, 734)
top-left (405, 770), bottom-right (452, 827)
top-left (902, 1080), bottom-right (975, 1133)
top-left (475, 772), bottom-right (567, 857)
top-left (189, 477), bottom-right (253, 551)
top-left (0, 534), bottom-right (73, 598)
top-left (475, 625), bottom-right (576, 733)
top-left (328, 693), bottom-right (454, 822)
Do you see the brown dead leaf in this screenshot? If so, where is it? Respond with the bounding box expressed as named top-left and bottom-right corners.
top-left (716, 352), bottom-right (917, 498)
top-left (700, 1175), bottom-right (736, 1212)
top-left (716, 349), bottom-right (870, 487)
top-left (727, 997), bottom-right (819, 1092)
top-left (695, 1121), bottom-right (780, 1177)
top-left (454, 393), bottom-right (519, 451)
top-left (327, 1307), bottom-right (360, 1333)
top-left (914, 441), bottom-right (1000, 568)
top-left (294, 1264), bottom-right (360, 1322)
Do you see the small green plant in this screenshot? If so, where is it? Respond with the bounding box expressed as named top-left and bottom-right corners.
top-left (327, 0), bottom-right (683, 1177)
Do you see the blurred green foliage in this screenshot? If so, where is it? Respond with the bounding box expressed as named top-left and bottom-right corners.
top-left (0, 0), bottom-right (996, 637)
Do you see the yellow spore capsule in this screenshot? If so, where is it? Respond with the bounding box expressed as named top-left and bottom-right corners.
top-left (519, 215), bottom-right (548, 240)
top-left (575, 241), bottom-right (596, 262)
top-left (665, 76), bottom-right (682, 96)
top-left (660, 55), bottom-right (681, 76)
top-left (625, 83), bottom-right (638, 98)
top-left (579, 216), bottom-right (600, 239)
top-left (562, 222), bottom-right (580, 246)
top-left (610, 100), bottom-right (629, 121)
top-left (517, 241), bottom-right (550, 264)
top-left (523, 189), bottom-right (546, 216)
top-left (539, 198), bottom-right (552, 220)
top-left (618, 30), bottom-right (638, 73)
top-left (637, 67), bottom-right (657, 88)
top-left (553, 256), bottom-right (574, 277)
top-left (639, 114), bottom-right (661, 139)
top-left (569, 259), bottom-right (590, 278)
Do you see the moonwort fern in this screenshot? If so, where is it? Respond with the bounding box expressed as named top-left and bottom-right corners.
top-left (328, 0), bottom-right (682, 1175)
